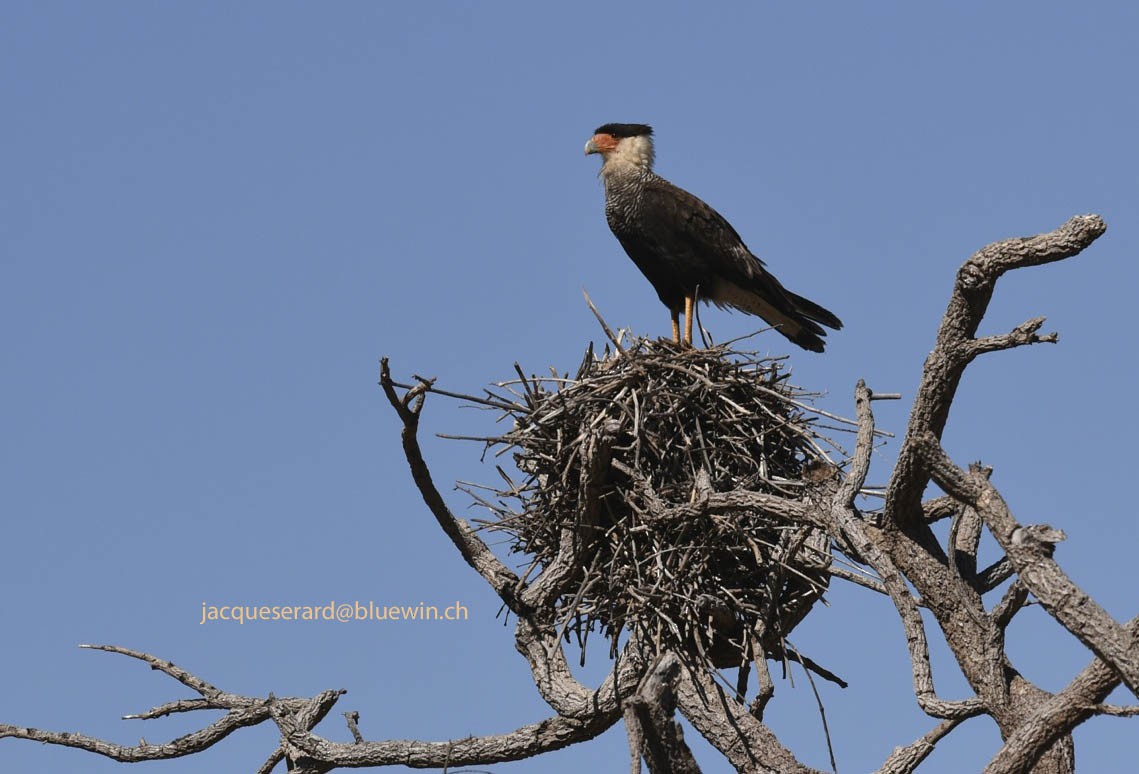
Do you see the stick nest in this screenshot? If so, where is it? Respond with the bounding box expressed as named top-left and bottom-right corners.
top-left (469, 337), bottom-right (842, 669)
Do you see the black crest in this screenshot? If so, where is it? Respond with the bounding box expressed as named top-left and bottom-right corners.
top-left (594, 123), bottom-right (653, 138)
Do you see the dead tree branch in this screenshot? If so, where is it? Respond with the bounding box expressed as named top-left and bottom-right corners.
top-left (379, 358), bottom-right (526, 613)
top-left (4, 214), bottom-right (1127, 773)
top-left (677, 665), bottom-right (823, 774)
top-left (877, 717), bottom-right (968, 774)
top-left (625, 653), bottom-right (701, 774)
top-left (0, 644), bottom-right (340, 766)
top-left (985, 616), bottom-right (1139, 774)
top-left (917, 433), bottom-right (1139, 699)
top-left (824, 383), bottom-right (985, 721)
top-left (885, 214), bottom-right (1106, 528)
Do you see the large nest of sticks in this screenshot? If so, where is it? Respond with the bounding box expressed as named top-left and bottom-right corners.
top-left (468, 337), bottom-right (843, 669)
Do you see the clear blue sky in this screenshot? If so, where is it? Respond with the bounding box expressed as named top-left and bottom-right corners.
top-left (3, 3), bottom-right (1137, 772)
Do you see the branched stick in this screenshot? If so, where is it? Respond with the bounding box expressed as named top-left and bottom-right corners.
top-left (885, 214), bottom-right (1106, 528)
top-left (0, 640), bottom-right (633, 771)
top-left (379, 358), bottom-right (526, 613)
top-left (0, 708), bottom-right (270, 763)
top-left (986, 616), bottom-right (1139, 773)
top-left (917, 432), bottom-right (1139, 699)
top-left (970, 317), bottom-right (1057, 356)
top-left (828, 383), bottom-right (984, 721)
top-left (387, 379), bottom-right (524, 412)
top-left (0, 645), bottom-right (342, 765)
top-left (861, 215), bottom-right (1109, 774)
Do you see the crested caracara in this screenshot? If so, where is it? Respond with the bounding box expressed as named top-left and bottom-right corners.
top-left (585, 123), bottom-right (842, 352)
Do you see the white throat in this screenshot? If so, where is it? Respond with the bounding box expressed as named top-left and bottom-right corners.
top-left (605, 135), bottom-right (655, 173)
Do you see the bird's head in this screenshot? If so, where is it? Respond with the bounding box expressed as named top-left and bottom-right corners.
top-left (585, 123), bottom-right (654, 170)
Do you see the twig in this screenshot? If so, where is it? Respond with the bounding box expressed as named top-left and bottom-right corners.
top-left (786, 640), bottom-right (837, 772)
top-left (583, 288), bottom-right (625, 353)
top-left (876, 717), bottom-right (967, 774)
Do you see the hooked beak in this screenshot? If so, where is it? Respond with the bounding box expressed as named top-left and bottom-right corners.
top-left (584, 139), bottom-right (600, 155)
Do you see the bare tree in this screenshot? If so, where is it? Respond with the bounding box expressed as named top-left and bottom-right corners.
top-left (2, 214), bottom-right (1129, 773)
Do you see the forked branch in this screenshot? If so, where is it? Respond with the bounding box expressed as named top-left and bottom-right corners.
top-left (917, 433), bottom-right (1139, 700)
top-left (885, 215), bottom-right (1106, 528)
top-left (379, 357), bottom-right (526, 613)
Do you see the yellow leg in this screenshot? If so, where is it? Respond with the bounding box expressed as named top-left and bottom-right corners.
top-left (670, 309), bottom-right (681, 343)
top-left (684, 296), bottom-right (694, 346)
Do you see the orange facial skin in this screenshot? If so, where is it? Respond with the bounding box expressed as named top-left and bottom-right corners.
top-left (585, 133), bottom-right (620, 155)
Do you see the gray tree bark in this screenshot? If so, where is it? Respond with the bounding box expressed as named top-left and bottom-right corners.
top-left (2, 215), bottom-right (1130, 773)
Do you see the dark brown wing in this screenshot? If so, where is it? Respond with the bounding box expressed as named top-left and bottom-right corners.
top-left (632, 176), bottom-right (842, 351)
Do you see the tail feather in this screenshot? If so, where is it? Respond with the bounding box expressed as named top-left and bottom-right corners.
top-left (711, 278), bottom-right (841, 353)
top-left (788, 291), bottom-right (843, 331)
top-left (785, 325), bottom-right (827, 353)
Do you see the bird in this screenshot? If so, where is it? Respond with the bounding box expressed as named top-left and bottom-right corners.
top-left (585, 123), bottom-right (842, 352)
